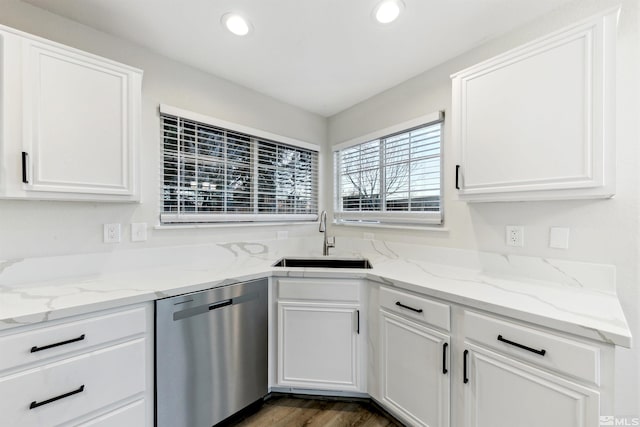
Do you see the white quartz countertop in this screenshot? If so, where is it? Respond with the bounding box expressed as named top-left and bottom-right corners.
top-left (0, 240), bottom-right (631, 347)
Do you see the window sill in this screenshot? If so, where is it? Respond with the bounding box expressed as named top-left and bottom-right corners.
top-left (333, 221), bottom-right (450, 232)
top-left (154, 221), bottom-right (316, 230)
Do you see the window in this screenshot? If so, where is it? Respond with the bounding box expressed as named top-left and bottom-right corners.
top-left (334, 112), bottom-right (443, 226)
top-left (160, 105), bottom-right (319, 224)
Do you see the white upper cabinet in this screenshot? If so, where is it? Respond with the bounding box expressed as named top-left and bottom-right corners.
top-left (0, 25), bottom-right (142, 202)
top-left (451, 10), bottom-right (617, 202)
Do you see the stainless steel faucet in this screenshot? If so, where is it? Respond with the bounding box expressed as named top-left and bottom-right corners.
top-left (319, 210), bottom-right (335, 256)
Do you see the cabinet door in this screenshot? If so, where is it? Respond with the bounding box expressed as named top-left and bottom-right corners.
top-left (380, 311), bottom-right (450, 427)
top-left (278, 302), bottom-right (360, 391)
top-left (20, 36), bottom-right (141, 200)
top-left (462, 344), bottom-right (599, 427)
top-left (451, 10), bottom-right (616, 202)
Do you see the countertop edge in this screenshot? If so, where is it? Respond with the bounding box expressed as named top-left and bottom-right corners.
top-left (0, 267), bottom-right (632, 348)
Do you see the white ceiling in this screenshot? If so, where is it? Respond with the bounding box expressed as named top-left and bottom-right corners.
top-left (24, 0), bottom-right (571, 117)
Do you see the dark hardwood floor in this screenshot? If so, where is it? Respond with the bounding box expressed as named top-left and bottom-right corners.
top-left (230, 396), bottom-right (403, 427)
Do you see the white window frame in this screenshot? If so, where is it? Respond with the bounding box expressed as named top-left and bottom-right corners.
top-left (160, 104), bottom-right (320, 224)
top-left (333, 111), bottom-right (444, 227)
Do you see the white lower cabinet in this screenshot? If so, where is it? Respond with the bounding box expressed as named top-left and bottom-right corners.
top-left (273, 279), bottom-right (613, 427)
top-left (279, 303), bottom-right (360, 390)
top-left (462, 344), bottom-right (599, 427)
top-left (276, 278), bottom-right (364, 392)
top-left (459, 309), bottom-right (607, 427)
top-left (0, 303), bottom-right (153, 426)
top-left (380, 311), bottom-right (450, 427)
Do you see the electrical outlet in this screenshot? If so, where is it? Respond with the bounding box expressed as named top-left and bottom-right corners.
top-left (103, 223), bottom-right (121, 243)
top-left (277, 230), bottom-right (288, 240)
top-left (506, 225), bottom-right (524, 247)
top-left (131, 223), bottom-right (147, 242)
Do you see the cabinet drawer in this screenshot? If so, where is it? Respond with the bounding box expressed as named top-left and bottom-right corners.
top-left (380, 287), bottom-right (450, 331)
top-left (464, 310), bottom-right (600, 384)
top-left (277, 279), bottom-right (360, 302)
top-left (0, 339), bottom-right (145, 427)
top-left (77, 399), bottom-right (145, 427)
top-left (0, 306), bottom-right (146, 373)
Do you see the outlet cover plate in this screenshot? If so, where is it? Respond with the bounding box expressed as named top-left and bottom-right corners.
top-left (104, 223), bottom-right (121, 243)
top-left (506, 225), bottom-right (524, 247)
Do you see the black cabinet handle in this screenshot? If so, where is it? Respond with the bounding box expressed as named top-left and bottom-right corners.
top-left (395, 301), bottom-right (423, 313)
top-left (455, 165), bottom-right (460, 190)
top-left (442, 342), bottom-right (448, 374)
top-left (30, 334), bottom-right (86, 353)
top-left (29, 385), bottom-right (85, 409)
top-left (463, 350), bottom-right (469, 384)
top-left (22, 152), bottom-right (29, 184)
top-left (209, 299), bottom-right (232, 311)
top-left (497, 335), bottom-right (546, 356)
top-left (356, 310), bottom-right (360, 334)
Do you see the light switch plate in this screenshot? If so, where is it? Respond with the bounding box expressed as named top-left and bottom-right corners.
top-left (363, 232), bottom-right (374, 240)
top-left (549, 227), bottom-right (570, 249)
top-left (131, 223), bottom-right (148, 242)
top-left (277, 231), bottom-right (288, 240)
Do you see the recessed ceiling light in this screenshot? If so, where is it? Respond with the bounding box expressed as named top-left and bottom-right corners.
top-left (374, 0), bottom-right (404, 24)
top-left (221, 13), bottom-right (251, 36)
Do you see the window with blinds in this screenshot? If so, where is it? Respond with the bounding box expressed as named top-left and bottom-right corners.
top-left (160, 108), bottom-right (319, 224)
top-left (334, 114), bottom-right (443, 226)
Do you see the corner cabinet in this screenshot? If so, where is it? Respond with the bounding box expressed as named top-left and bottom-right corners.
top-left (451, 9), bottom-right (618, 202)
top-left (0, 25), bottom-right (142, 202)
top-left (275, 278), bottom-right (365, 393)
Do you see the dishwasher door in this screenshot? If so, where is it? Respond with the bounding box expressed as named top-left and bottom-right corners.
top-left (155, 278), bottom-right (268, 427)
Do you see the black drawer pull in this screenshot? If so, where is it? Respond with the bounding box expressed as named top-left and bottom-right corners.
top-left (209, 299), bottom-right (232, 311)
top-left (455, 165), bottom-right (460, 190)
top-left (442, 342), bottom-right (448, 374)
top-left (497, 335), bottom-right (546, 356)
top-left (30, 334), bottom-right (86, 353)
top-left (395, 301), bottom-right (423, 313)
top-left (29, 385), bottom-right (85, 409)
top-left (356, 310), bottom-right (360, 335)
top-left (463, 350), bottom-right (469, 383)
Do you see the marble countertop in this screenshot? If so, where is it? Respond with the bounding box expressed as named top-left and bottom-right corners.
top-left (0, 239), bottom-right (631, 347)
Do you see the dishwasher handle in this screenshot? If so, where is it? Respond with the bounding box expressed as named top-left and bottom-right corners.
top-left (209, 299), bottom-right (233, 311)
top-left (171, 290), bottom-right (260, 321)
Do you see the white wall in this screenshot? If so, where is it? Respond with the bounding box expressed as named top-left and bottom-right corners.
top-left (328, 0), bottom-right (640, 416)
top-left (0, 0), bottom-right (328, 259)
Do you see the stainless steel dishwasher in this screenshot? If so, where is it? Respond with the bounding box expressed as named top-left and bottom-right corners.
top-left (155, 278), bottom-right (268, 427)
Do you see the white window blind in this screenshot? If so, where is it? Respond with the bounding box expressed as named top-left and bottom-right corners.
top-left (161, 111), bottom-right (318, 224)
top-left (334, 114), bottom-right (443, 226)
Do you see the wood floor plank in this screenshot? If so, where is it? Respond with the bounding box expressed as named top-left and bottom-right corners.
top-left (231, 396), bottom-right (402, 427)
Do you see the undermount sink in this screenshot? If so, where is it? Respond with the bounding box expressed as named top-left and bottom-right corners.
top-left (272, 257), bottom-right (373, 269)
